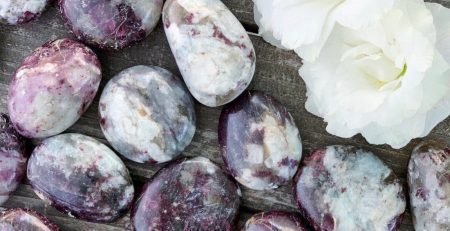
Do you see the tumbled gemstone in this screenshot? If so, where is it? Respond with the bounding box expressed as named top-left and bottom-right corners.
top-left (0, 113), bottom-right (28, 205)
top-left (59, 0), bottom-right (163, 50)
top-left (27, 133), bottom-right (134, 222)
top-left (243, 211), bottom-right (307, 231)
top-left (408, 142), bottom-right (450, 231)
top-left (219, 91), bottom-right (302, 190)
top-left (0, 0), bottom-right (48, 25)
top-left (294, 146), bottom-right (406, 231)
top-left (132, 157), bottom-right (240, 231)
top-left (163, 0), bottom-right (256, 107)
top-left (99, 65), bottom-right (196, 164)
top-left (8, 38), bottom-right (101, 139)
top-left (0, 208), bottom-right (59, 231)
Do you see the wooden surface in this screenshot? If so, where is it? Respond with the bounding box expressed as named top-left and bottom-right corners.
top-left (1, 1), bottom-right (450, 230)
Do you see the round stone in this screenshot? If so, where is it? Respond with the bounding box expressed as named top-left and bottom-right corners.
top-left (8, 38), bottom-right (101, 139)
top-left (132, 157), bottom-right (240, 231)
top-left (243, 211), bottom-right (307, 231)
top-left (99, 65), bottom-right (196, 164)
top-left (219, 91), bottom-right (302, 190)
top-left (0, 208), bottom-right (59, 231)
top-left (0, 0), bottom-right (48, 25)
top-left (27, 133), bottom-right (134, 222)
top-left (408, 142), bottom-right (450, 231)
top-left (163, 0), bottom-right (256, 107)
top-left (294, 146), bottom-right (406, 231)
top-left (0, 113), bottom-right (28, 205)
top-left (59, 0), bottom-right (163, 50)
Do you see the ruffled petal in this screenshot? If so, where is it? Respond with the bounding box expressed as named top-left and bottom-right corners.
top-left (427, 2), bottom-right (450, 63)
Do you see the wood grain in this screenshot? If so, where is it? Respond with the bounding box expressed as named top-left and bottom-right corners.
top-left (1, 1), bottom-right (449, 230)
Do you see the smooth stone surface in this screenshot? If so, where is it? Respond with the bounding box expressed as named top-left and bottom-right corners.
top-left (219, 91), bottom-right (302, 190)
top-left (163, 0), bottom-right (256, 107)
top-left (294, 146), bottom-right (406, 231)
top-left (99, 65), bottom-right (196, 164)
top-left (27, 133), bottom-right (134, 222)
top-left (59, 0), bottom-right (163, 50)
top-left (0, 0), bottom-right (48, 25)
top-left (8, 38), bottom-right (101, 139)
top-left (408, 142), bottom-right (450, 231)
top-left (0, 113), bottom-right (28, 205)
top-left (0, 208), bottom-right (59, 231)
top-left (132, 156), bottom-right (240, 231)
top-left (243, 211), bottom-right (307, 231)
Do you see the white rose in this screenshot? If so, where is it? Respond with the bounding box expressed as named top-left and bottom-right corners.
top-left (253, 0), bottom-right (394, 61)
top-left (300, 0), bottom-right (450, 148)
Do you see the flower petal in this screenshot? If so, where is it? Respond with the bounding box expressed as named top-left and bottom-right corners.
top-left (426, 2), bottom-right (450, 63)
top-left (334, 0), bottom-right (394, 29)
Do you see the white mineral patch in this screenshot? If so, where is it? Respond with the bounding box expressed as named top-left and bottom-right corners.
top-left (0, 0), bottom-right (47, 24)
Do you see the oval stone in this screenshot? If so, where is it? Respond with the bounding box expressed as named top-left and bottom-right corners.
top-left (132, 157), bottom-right (240, 231)
top-left (8, 38), bottom-right (101, 139)
top-left (27, 133), bottom-right (134, 222)
top-left (99, 65), bottom-right (196, 164)
top-left (408, 142), bottom-right (450, 230)
top-left (219, 91), bottom-right (302, 190)
top-left (0, 113), bottom-right (28, 205)
top-left (243, 211), bottom-right (307, 231)
top-left (0, 0), bottom-right (48, 25)
top-left (59, 0), bottom-right (163, 50)
top-left (163, 0), bottom-right (256, 107)
top-left (0, 208), bottom-right (59, 231)
top-left (294, 146), bottom-right (406, 231)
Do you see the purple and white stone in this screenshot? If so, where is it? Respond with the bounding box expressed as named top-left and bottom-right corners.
top-left (8, 38), bottom-right (101, 139)
top-left (132, 156), bottom-right (240, 231)
top-left (408, 142), bottom-right (450, 231)
top-left (294, 146), bottom-right (406, 231)
top-left (99, 65), bottom-right (196, 164)
top-left (0, 208), bottom-right (59, 231)
top-left (0, 0), bottom-right (48, 25)
top-left (0, 113), bottom-right (28, 205)
top-left (163, 0), bottom-right (256, 107)
top-left (243, 211), bottom-right (307, 231)
top-left (219, 91), bottom-right (302, 190)
top-left (27, 133), bottom-right (134, 222)
top-left (59, 0), bottom-right (163, 50)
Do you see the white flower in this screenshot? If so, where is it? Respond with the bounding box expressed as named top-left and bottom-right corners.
top-left (253, 0), bottom-right (394, 61)
top-left (300, 0), bottom-right (450, 148)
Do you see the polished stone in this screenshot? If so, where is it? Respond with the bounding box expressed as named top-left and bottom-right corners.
top-left (8, 38), bottom-right (101, 139)
top-left (0, 208), bottom-right (59, 231)
top-left (0, 0), bottom-right (48, 25)
top-left (243, 211), bottom-right (307, 231)
top-left (99, 65), bottom-right (196, 164)
top-left (163, 0), bottom-right (255, 107)
top-left (219, 91), bottom-right (302, 190)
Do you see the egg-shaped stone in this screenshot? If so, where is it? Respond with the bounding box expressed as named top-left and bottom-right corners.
top-left (163, 0), bottom-right (256, 107)
top-left (408, 142), bottom-right (450, 231)
top-left (0, 0), bottom-right (49, 25)
top-left (0, 113), bottom-right (28, 205)
top-left (27, 133), bottom-right (134, 222)
top-left (59, 0), bottom-right (163, 50)
top-left (243, 211), bottom-right (307, 231)
top-left (132, 157), bottom-right (240, 231)
top-left (294, 146), bottom-right (406, 231)
top-left (0, 208), bottom-right (59, 231)
top-left (99, 65), bottom-right (196, 164)
top-left (8, 38), bottom-right (101, 139)
top-left (219, 91), bottom-right (302, 190)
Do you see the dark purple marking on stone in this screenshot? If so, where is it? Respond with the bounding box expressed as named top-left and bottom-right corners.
top-left (0, 208), bottom-right (59, 231)
top-left (294, 146), bottom-right (406, 231)
top-left (242, 211), bottom-right (307, 231)
top-left (0, 0), bottom-right (49, 25)
top-left (132, 157), bottom-right (240, 231)
top-left (8, 38), bottom-right (101, 139)
top-left (219, 91), bottom-right (302, 190)
top-left (27, 133), bottom-right (134, 222)
top-left (59, 0), bottom-right (163, 50)
top-left (408, 142), bottom-right (450, 230)
top-left (0, 113), bottom-right (28, 206)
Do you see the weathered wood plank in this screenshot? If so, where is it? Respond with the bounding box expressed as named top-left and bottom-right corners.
top-left (1, 1), bottom-right (449, 230)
